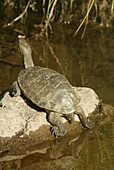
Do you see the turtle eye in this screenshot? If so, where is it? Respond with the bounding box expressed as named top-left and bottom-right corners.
top-left (18, 35), bottom-right (26, 39)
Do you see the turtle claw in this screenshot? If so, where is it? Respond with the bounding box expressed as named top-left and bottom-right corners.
top-left (84, 121), bottom-right (95, 130)
top-left (50, 126), bottom-right (67, 137)
top-left (87, 121), bottom-right (95, 129)
top-left (12, 81), bottom-right (21, 97)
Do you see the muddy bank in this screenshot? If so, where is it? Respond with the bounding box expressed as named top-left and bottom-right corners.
top-left (58, 0), bottom-right (114, 27)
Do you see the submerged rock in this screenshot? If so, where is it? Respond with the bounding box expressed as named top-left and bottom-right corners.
top-left (0, 87), bottom-right (100, 138)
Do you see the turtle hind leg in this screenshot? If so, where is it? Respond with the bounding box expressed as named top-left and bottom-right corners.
top-left (79, 116), bottom-right (95, 129)
top-left (48, 112), bottom-right (67, 137)
top-left (12, 81), bottom-right (21, 97)
top-left (76, 105), bottom-right (95, 129)
top-left (65, 113), bottom-right (75, 124)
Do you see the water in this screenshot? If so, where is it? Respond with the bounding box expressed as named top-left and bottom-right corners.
top-left (0, 24), bottom-right (114, 105)
top-left (0, 116), bottom-right (113, 169)
top-left (0, 6), bottom-right (114, 170)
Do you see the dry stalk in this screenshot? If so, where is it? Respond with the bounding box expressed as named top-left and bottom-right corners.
top-left (3, 0), bottom-right (32, 27)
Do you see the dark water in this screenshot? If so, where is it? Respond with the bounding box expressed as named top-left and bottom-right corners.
top-left (0, 7), bottom-right (114, 170)
top-left (0, 116), bottom-right (113, 170)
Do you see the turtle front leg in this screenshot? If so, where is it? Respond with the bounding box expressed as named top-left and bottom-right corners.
top-left (48, 112), bottom-right (67, 137)
top-left (12, 81), bottom-right (21, 97)
top-left (76, 105), bottom-right (95, 129)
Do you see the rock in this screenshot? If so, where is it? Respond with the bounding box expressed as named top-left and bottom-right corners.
top-left (74, 87), bottom-right (100, 119)
top-left (0, 92), bottom-right (50, 138)
top-left (0, 87), bottom-right (100, 138)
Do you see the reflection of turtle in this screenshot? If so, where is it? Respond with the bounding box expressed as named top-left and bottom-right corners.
top-left (12, 36), bottom-right (95, 137)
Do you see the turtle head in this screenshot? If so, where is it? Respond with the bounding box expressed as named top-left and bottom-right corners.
top-left (18, 35), bottom-right (34, 69)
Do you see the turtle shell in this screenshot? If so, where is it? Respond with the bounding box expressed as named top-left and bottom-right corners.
top-left (18, 66), bottom-right (80, 114)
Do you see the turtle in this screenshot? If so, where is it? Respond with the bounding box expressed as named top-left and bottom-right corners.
top-left (12, 35), bottom-right (95, 137)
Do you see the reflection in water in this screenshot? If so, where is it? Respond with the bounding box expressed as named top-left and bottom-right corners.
top-left (76, 116), bottom-right (114, 169)
top-left (47, 42), bottom-right (65, 76)
top-left (0, 116), bottom-right (113, 169)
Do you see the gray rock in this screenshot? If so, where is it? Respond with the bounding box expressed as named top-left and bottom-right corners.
top-left (74, 87), bottom-right (100, 121)
top-left (0, 87), bottom-right (100, 138)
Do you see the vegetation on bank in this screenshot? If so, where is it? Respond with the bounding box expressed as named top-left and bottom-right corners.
top-left (1, 0), bottom-right (114, 37)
